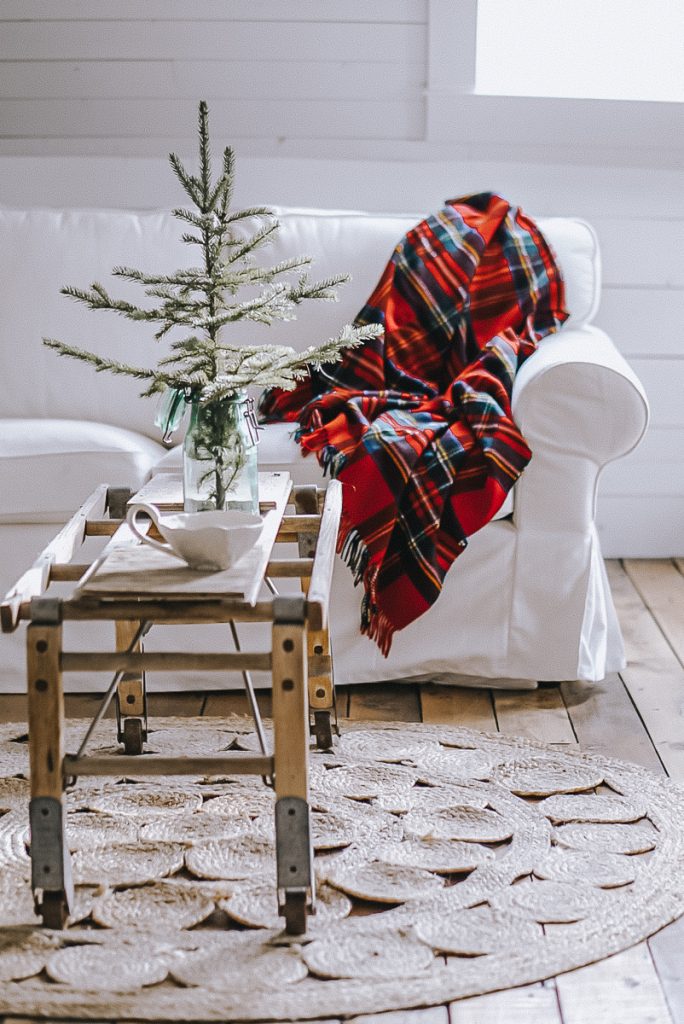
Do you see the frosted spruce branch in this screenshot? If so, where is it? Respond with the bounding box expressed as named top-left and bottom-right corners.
top-left (43, 100), bottom-right (383, 415)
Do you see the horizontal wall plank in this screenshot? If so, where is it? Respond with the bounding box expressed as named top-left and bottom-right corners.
top-left (0, 99), bottom-right (424, 142)
top-left (1, 153), bottom-right (684, 214)
top-left (2, 131), bottom-right (684, 175)
top-left (597, 496), bottom-right (684, 558)
top-left (425, 94), bottom-right (684, 165)
top-left (599, 428), bottom-right (684, 497)
top-left (0, 0), bottom-right (426, 21)
top-left (595, 287), bottom-right (684, 358)
top-left (0, 21), bottom-right (425, 62)
top-left (594, 218), bottom-right (684, 288)
top-left (625, 358), bottom-right (683, 429)
top-left (0, 59), bottom-right (426, 101)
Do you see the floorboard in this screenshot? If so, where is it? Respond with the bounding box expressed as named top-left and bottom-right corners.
top-left (348, 1008), bottom-right (448, 1024)
top-left (493, 685), bottom-right (576, 745)
top-left (0, 693), bottom-right (26, 722)
top-left (449, 984), bottom-right (562, 1023)
top-left (1, 556), bottom-right (683, 1022)
top-left (63, 694), bottom-right (115, 719)
top-left (335, 685), bottom-right (351, 719)
top-left (419, 684), bottom-right (496, 731)
top-left (607, 560), bottom-right (684, 781)
top-left (624, 559), bottom-right (684, 665)
top-left (560, 675), bottom-right (664, 772)
top-left (202, 690), bottom-right (272, 718)
top-left (148, 692), bottom-right (205, 717)
top-left (649, 917), bottom-right (684, 1024)
top-left (348, 682), bottom-right (421, 722)
top-left (555, 943), bottom-right (674, 1024)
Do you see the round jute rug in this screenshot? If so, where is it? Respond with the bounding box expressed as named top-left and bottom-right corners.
top-left (0, 715), bottom-right (683, 1021)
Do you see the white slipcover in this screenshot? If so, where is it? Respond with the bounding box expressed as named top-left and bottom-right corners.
top-left (0, 204), bottom-right (648, 692)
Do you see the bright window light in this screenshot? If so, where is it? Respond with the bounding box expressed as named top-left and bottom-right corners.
top-left (476, 0), bottom-right (684, 102)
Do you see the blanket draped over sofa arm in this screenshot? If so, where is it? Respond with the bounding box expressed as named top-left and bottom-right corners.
top-left (259, 193), bottom-right (568, 654)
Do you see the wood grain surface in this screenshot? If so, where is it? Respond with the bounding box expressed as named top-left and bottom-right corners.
top-left (1, 556), bottom-right (683, 1024)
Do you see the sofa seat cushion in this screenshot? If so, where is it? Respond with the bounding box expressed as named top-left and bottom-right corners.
top-left (151, 422), bottom-right (514, 520)
top-left (0, 419), bottom-right (165, 522)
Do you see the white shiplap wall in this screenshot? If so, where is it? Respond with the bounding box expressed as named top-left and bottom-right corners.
top-left (0, 1), bottom-right (681, 557)
top-left (0, 0), bottom-right (427, 152)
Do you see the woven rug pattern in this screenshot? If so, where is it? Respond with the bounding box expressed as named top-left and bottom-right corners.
top-left (0, 716), bottom-right (683, 1021)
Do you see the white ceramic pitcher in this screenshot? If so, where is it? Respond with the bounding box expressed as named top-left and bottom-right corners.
top-left (126, 501), bottom-right (263, 571)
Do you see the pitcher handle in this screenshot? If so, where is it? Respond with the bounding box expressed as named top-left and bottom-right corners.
top-left (126, 502), bottom-right (175, 557)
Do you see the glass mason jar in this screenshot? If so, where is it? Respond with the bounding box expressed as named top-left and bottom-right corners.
top-left (182, 392), bottom-right (259, 514)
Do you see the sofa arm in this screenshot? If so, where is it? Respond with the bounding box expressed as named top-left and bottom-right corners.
top-left (513, 325), bottom-right (649, 460)
top-left (511, 325), bottom-right (649, 531)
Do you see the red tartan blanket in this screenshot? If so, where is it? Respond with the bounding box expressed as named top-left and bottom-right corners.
top-left (259, 194), bottom-right (568, 654)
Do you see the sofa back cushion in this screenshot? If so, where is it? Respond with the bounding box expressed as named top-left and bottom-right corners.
top-left (0, 205), bottom-right (599, 439)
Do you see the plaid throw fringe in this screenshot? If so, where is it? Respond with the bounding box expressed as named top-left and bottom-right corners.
top-left (259, 193), bottom-right (568, 654)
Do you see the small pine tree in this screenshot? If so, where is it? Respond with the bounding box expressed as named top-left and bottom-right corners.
top-left (44, 101), bottom-right (379, 400)
top-left (43, 102), bottom-right (380, 507)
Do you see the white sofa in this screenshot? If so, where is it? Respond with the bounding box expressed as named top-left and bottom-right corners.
top-left (0, 204), bottom-right (648, 693)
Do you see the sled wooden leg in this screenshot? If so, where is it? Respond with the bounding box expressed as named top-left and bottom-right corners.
top-left (27, 606), bottom-right (73, 928)
top-left (115, 620), bottom-right (147, 755)
top-left (293, 485), bottom-right (337, 750)
top-left (272, 597), bottom-right (314, 935)
top-left (309, 627), bottom-right (335, 749)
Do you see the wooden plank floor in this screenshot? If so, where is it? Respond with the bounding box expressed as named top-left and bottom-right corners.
top-left (0, 558), bottom-right (682, 1024)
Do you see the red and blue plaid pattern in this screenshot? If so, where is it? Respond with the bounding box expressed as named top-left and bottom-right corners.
top-left (259, 194), bottom-right (568, 654)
